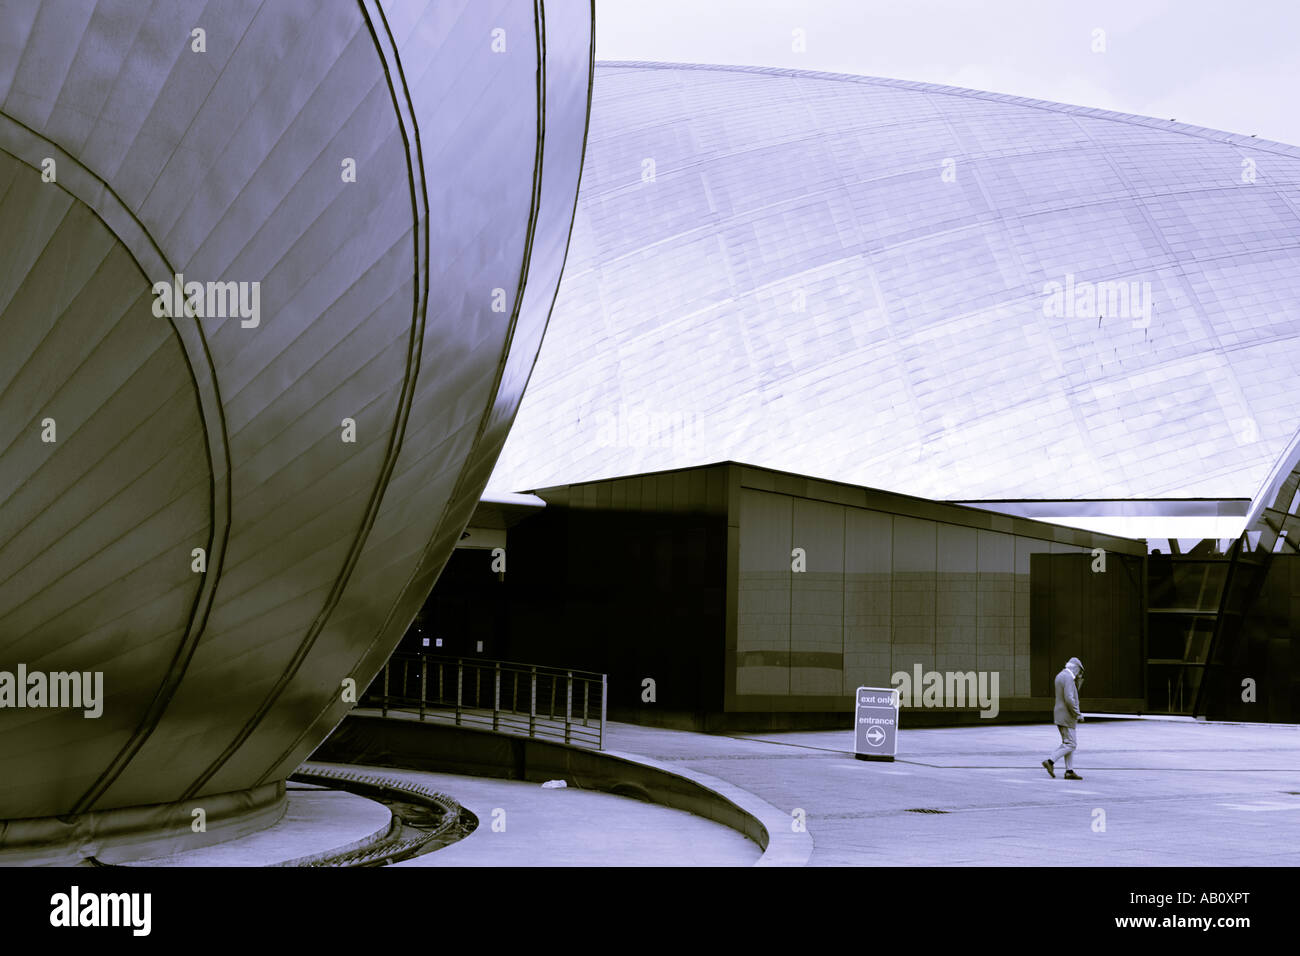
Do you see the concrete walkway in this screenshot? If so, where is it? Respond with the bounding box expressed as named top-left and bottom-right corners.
top-left (600, 718), bottom-right (1300, 866)
top-left (376, 767), bottom-right (761, 866)
top-left (109, 787), bottom-right (392, 866)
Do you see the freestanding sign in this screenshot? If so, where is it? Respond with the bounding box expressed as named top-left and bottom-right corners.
top-left (854, 686), bottom-right (900, 761)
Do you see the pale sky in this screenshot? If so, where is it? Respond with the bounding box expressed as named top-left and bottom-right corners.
top-left (594, 0), bottom-right (1300, 146)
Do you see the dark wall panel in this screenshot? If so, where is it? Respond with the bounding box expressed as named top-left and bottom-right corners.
top-left (1030, 552), bottom-right (1144, 703)
top-left (892, 515), bottom-right (937, 678)
top-left (935, 523), bottom-right (978, 674)
top-left (790, 497), bottom-right (844, 695)
top-left (977, 530), bottom-right (1015, 691)
top-left (736, 488), bottom-right (792, 696)
top-left (844, 508), bottom-right (892, 692)
top-left (1207, 554), bottom-right (1300, 722)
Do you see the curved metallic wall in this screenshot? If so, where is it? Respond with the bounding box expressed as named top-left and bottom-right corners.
top-left (0, 0), bottom-right (593, 822)
top-left (491, 62), bottom-right (1300, 503)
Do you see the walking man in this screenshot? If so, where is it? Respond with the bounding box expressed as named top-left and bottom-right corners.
top-left (1043, 657), bottom-right (1085, 780)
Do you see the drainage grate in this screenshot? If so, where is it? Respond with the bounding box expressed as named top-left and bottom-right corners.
top-left (905, 808), bottom-right (949, 814)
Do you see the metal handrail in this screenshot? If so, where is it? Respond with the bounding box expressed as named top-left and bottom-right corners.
top-left (365, 652), bottom-right (606, 750)
top-left (407, 652), bottom-right (605, 680)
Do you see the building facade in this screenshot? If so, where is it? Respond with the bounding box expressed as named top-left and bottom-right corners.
top-left (442, 464), bottom-right (1145, 729)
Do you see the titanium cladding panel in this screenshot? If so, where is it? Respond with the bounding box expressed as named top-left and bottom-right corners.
top-left (0, 0), bottom-right (594, 821)
top-left (491, 63), bottom-right (1300, 503)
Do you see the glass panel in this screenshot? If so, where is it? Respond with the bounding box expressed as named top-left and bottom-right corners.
top-left (1147, 663), bottom-right (1205, 715)
top-left (1147, 614), bottom-right (1215, 664)
top-left (1146, 559), bottom-right (1228, 610)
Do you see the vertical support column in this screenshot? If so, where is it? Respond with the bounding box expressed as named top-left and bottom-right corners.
top-left (456, 660), bottom-right (463, 726)
top-left (600, 673), bottom-right (607, 750)
top-left (529, 666), bottom-right (537, 737)
top-left (382, 661), bottom-right (389, 718)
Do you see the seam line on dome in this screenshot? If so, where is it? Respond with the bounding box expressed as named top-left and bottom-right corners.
top-left (0, 114), bottom-right (235, 817)
top-left (252, 0), bottom-right (599, 786)
top-left (181, 0), bottom-right (433, 801)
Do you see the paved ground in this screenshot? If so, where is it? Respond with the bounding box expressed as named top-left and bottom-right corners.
top-left (602, 717), bottom-right (1300, 866)
top-left (101, 715), bottom-right (1300, 867)
top-left (382, 768), bottom-right (761, 866)
top-left (110, 787), bottom-right (392, 866)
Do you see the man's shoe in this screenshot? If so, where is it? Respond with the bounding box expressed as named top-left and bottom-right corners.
top-left (1064, 770), bottom-right (1083, 780)
top-left (1042, 759), bottom-right (1055, 778)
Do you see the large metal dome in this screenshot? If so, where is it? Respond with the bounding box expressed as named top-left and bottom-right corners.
top-left (491, 62), bottom-right (1300, 502)
top-left (0, 0), bottom-right (593, 843)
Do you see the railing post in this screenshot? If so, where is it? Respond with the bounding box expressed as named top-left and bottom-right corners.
top-left (402, 658), bottom-right (409, 707)
top-left (419, 657), bottom-right (427, 721)
top-left (382, 661), bottom-right (389, 718)
top-left (583, 679), bottom-right (589, 727)
top-left (475, 666), bottom-right (481, 709)
top-left (565, 672), bottom-right (573, 744)
top-left (493, 662), bottom-right (501, 732)
top-left (456, 660), bottom-right (463, 726)
top-left (599, 673), bottom-right (607, 750)
top-left (529, 666), bottom-right (537, 737)
top-left (549, 674), bottom-right (556, 719)
top-left (512, 671), bottom-right (518, 714)
top-left (438, 662), bottom-right (443, 705)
